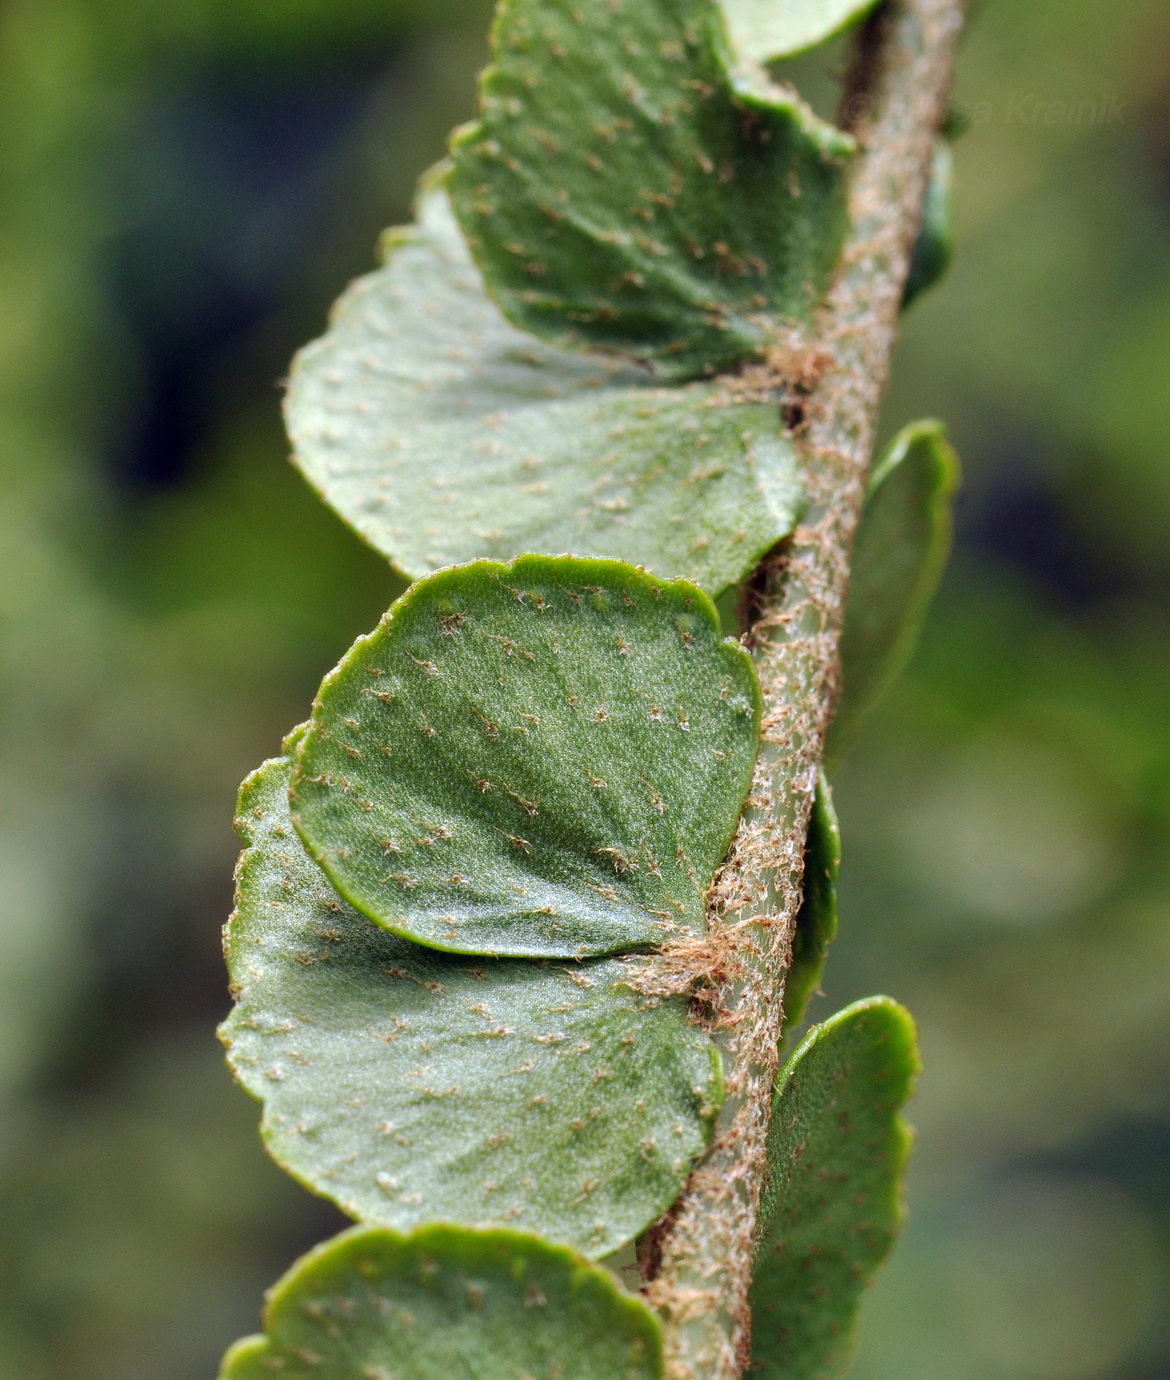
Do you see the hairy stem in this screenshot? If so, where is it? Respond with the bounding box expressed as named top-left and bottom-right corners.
top-left (643, 3), bottom-right (967, 1377)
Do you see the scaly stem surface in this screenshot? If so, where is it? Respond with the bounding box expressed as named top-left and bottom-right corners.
top-left (643, 3), bottom-right (968, 1376)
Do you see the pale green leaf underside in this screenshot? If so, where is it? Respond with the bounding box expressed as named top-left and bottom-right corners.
top-left (219, 1224), bottom-right (663, 1380)
top-left (721, 0), bottom-right (879, 64)
top-left (290, 556), bottom-right (761, 959)
top-left (449, 0), bottom-right (854, 379)
top-left (784, 769), bottom-right (839, 1037)
top-left (751, 997), bottom-right (919, 1380)
top-left (285, 186), bottom-right (806, 599)
top-left (825, 419), bottom-right (959, 764)
top-left (222, 756), bottom-right (721, 1258)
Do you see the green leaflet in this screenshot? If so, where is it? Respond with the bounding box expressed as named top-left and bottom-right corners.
top-left (903, 142), bottom-right (955, 309)
top-left (222, 756), bottom-right (721, 1258)
top-left (825, 420), bottom-right (959, 765)
top-left (285, 183), bottom-right (806, 599)
top-left (449, 0), bottom-right (854, 380)
top-left (721, 0), bottom-right (879, 65)
top-left (751, 998), bottom-right (919, 1380)
top-left (784, 770), bottom-right (840, 1036)
top-left (289, 556), bottom-right (761, 959)
top-left (218, 1224), bottom-right (663, 1380)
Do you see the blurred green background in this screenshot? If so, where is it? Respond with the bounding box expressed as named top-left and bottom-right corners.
top-left (1, 0), bottom-right (1168, 1375)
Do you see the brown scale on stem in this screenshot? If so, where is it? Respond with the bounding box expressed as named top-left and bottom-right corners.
top-left (633, 3), bottom-right (969, 1378)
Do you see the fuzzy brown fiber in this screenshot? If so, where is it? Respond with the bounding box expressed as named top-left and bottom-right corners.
top-left (637, 4), bottom-right (969, 1377)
